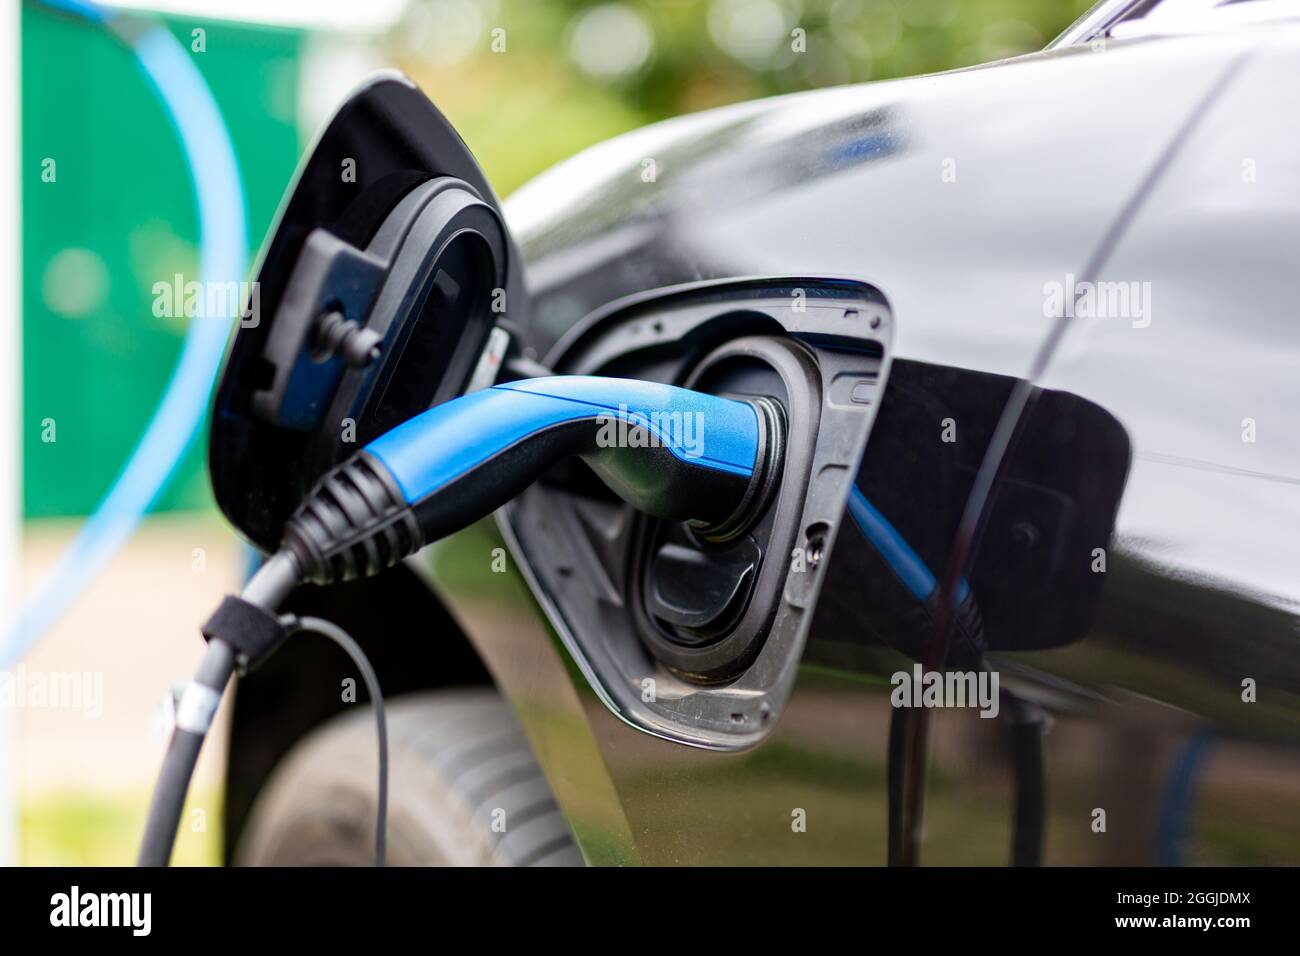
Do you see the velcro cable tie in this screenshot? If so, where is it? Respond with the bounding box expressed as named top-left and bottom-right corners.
top-left (201, 594), bottom-right (290, 674)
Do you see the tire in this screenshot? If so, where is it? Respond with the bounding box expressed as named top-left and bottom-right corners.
top-left (235, 688), bottom-right (585, 866)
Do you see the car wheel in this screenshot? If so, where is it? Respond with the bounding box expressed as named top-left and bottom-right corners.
top-left (235, 688), bottom-right (584, 866)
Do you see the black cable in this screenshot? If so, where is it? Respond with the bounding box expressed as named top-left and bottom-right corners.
top-left (886, 705), bottom-right (910, 866)
top-left (136, 639), bottom-right (235, 866)
top-left (137, 553), bottom-right (390, 867)
top-left (1006, 691), bottom-right (1047, 867)
top-left (137, 553), bottom-right (300, 867)
top-left (282, 614), bottom-right (389, 867)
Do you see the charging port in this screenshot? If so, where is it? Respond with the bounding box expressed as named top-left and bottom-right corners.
top-left (634, 335), bottom-right (820, 680)
top-left (497, 278), bottom-right (890, 747)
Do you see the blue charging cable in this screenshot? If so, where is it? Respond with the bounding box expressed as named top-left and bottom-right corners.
top-left (139, 372), bottom-right (779, 864)
top-left (3, 1), bottom-right (246, 667)
top-left (847, 486), bottom-right (971, 605)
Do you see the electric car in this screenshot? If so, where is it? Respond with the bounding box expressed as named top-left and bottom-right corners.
top-left (212, 0), bottom-right (1300, 866)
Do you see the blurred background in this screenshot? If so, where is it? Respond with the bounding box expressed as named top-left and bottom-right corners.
top-left (8, 0), bottom-right (1093, 864)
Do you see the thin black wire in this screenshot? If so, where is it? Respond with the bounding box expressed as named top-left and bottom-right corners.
top-left (282, 614), bottom-right (389, 867)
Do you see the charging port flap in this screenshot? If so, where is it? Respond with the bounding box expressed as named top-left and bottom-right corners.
top-left (210, 75), bottom-right (526, 552)
top-left (500, 278), bottom-right (892, 748)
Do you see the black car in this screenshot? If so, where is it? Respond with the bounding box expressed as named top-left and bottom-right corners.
top-left (207, 0), bottom-right (1300, 867)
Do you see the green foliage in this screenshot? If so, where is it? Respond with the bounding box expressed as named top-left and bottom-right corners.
top-left (394, 0), bottom-right (1095, 195)
top-left (22, 789), bottom-right (219, 866)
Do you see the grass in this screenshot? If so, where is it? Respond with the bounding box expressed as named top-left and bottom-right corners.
top-left (22, 789), bottom-right (221, 867)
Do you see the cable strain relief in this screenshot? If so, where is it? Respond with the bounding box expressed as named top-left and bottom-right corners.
top-left (281, 452), bottom-right (421, 585)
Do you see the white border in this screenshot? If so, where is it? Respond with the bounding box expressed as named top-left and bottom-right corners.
top-left (1, 0), bottom-right (24, 866)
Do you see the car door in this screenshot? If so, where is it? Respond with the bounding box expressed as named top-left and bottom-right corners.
top-left (916, 31), bottom-right (1300, 865)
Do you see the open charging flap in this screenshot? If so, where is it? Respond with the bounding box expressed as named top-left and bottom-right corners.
top-left (210, 74), bottom-right (523, 552)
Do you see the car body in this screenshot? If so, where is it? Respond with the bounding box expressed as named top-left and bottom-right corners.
top-left (223, 0), bottom-right (1300, 865)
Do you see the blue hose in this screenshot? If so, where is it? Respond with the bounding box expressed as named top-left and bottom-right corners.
top-left (3, 1), bottom-right (246, 666)
top-left (1156, 733), bottom-right (1212, 866)
top-left (847, 485), bottom-right (971, 605)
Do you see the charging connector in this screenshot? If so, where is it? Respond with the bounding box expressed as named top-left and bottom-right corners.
top-left (282, 375), bottom-right (781, 584)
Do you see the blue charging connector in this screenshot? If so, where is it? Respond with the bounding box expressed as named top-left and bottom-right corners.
top-left (369, 376), bottom-right (760, 498)
top-left (281, 375), bottom-right (781, 584)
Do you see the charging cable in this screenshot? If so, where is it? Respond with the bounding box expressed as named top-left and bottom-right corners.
top-left (7, 0), bottom-right (247, 667)
top-left (138, 374), bottom-right (783, 865)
